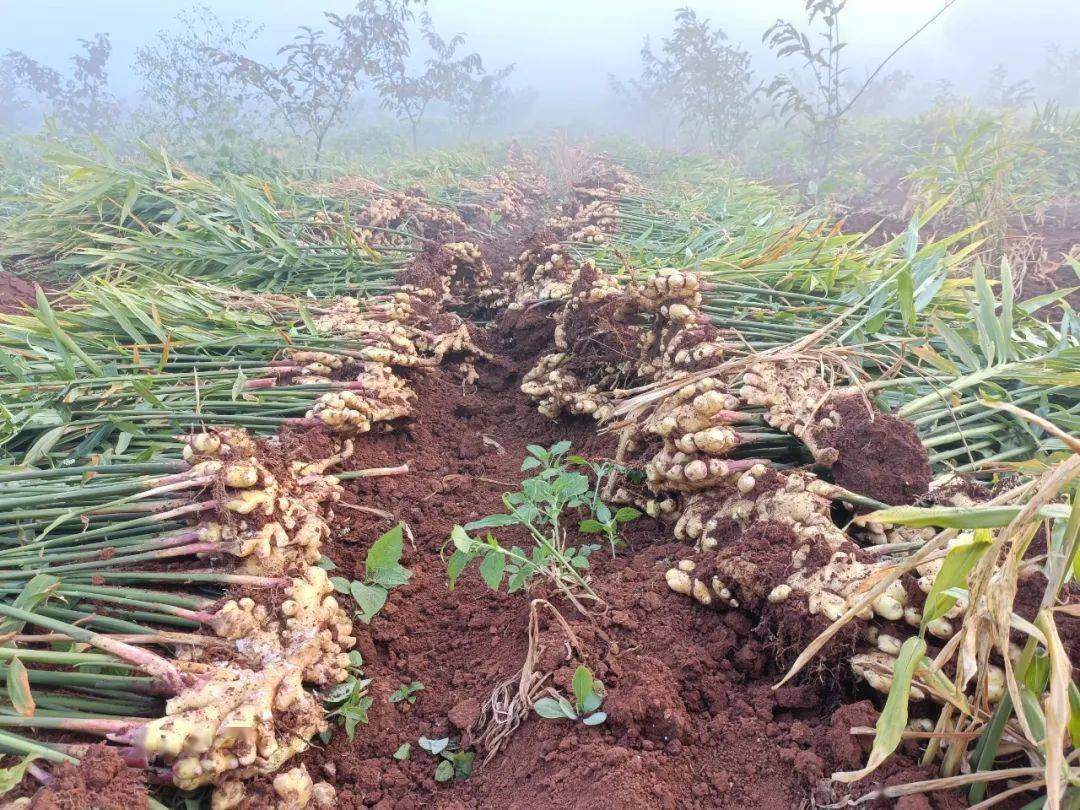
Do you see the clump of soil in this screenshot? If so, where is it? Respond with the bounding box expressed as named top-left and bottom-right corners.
top-left (817, 394), bottom-right (931, 505)
top-left (491, 304), bottom-right (558, 363)
top-left (397, 244), bottom-right (455, 295)
top-left (0, 270), bottom-right (37, 314)
top-left (27, 744), bottom-right (148, 809)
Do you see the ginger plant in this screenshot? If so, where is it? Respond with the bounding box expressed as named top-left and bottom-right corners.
top-left (773, 446), bottom-right (1080, 806)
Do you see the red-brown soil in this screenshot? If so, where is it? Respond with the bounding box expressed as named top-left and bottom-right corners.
top-left (817, 394), bottom-right (932, 505)
top-left (0, 270), bottom-right (37, 314)
top-left (24, 744), bottom-right (148, 809)
top-left (291, 353), bottom-right (963, 809)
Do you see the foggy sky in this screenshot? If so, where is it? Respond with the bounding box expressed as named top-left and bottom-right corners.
top-left (2, 0), bottom-right (1078, 100)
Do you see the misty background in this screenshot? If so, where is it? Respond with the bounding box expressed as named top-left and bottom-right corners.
top-left (3, 0), bottom-right (1077, 102)
top-left (1, 0), bottom-right (1079, 185)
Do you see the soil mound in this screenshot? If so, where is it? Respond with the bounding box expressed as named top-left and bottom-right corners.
top-left (28, 744), bottom-right (148, 809)
top-left (819, 394), bottom-right (931, 505)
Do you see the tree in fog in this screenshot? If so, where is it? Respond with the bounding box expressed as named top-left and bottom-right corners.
top-left (135, 6), bottom-right (262, 136)
top-left (763, 0), bottom-right (851, 171)
top-left (210, 0), bottom-right (418, 163)
top-left (763, 0), bottom-right (953, 172)
top-left (981, 65), bottom-right (1035, 110)
top-left (3, 34), bottom-right (117, 132)
top-left (661, 8), bottom-right (760, 151)
top-left (453, 64), bottom-right (515, 139)
top-left (1039, 45), bottom-right (1080, 106)
top-left (931, 79), bottom-right (961, 109)
top-left (0, 61), bottom-right (26, 129)
top-left (376, 12), bottom-right (486, 150)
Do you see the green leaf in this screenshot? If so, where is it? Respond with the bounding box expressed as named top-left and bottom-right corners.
top-left (1017, 685), bottom-right (1046, 744)
top-left (21, 425), bottom-right (67, 467)
top-left (525, 444), bottom-right (547, 460)
top-left (342, 696), bottom-right (373, 740)
top-left (1019, 287), bottom-right (1077, 314)
top-left (578, 519), bottom-right (605, 534)
top-left (572, 666), bottom-right (594, 710)
top-left (369, 565), bottom-right (412, 588)
top-left (6, 659), bottom-right (34, 717)
top-left (930, 315), bottom-right (982, 371)
top-left (0, 348), bottom-right (28, 382)
top-left (35, 286), bottom-right (101, 376)
top-left (921, 529), bottom-right (991, 630)
top-left (897, 264), bottom-right (915, 328)
top-left (558, 473), bottom-right (590, 500)
top-left (857, 503), bottom-right (1070, 530)
top-left (581, 691), bottom-right (602, 714)
top-left (447, 549), bottom-right (471, 591)
top-left (533, 697), bottom-right (570, 719)
top-left (329, 577), bottom-right (351, 594)
top-left (507, 565), bottom-right (532, 593)
top-left (366, 524), bottom-right (404, 576)
top-left (864, 308), bottom-right (889, 335)
top-left (1000, 257), bottom-right (1014, 360)
top-left (615, 507), bottom-right (642, 523)
top-left (582, 712), bottom-right (607, 726)
top-left (434, 759), bottom-right (455, 782)
top-left (596, 502), bottom-right (612, 524)
top-left (452, 750), bottom-right (475, 779)
top-left (393, 743), bottom-right (412, 760)
top-left (296, 302), bottom-right (319, 334)
top-left (479, 550), bottom-right (506, 590)
top-left (351, 582), bottom-right (388, 624)
top-left (550, 440), bottom-right (572, 456)
top-left (463, 513), bottom-right (519, 531)
top-left (975, 261), bottom-right (1008, 363)
top-left (520, 456), bottom-right (541, 471)
top-left (323, 680), bottom-right (356, 704)
top-left (834, 636), bottom-right (926, 783)
top-left (451, 525), bottom-right (474, 552)
top-left (231, 368), bottom-right (248, 401)
top-left (419, 736), bottom-right (449, 755)
top-left (0, 574), bottom-right (61, 637)
top-left (1067, 681), bottom-right (1080, 748)
top-left (557, 696), bottom-right (578, 720)
top-left (0, 755), bottom-right (39, 796)
top-left (903, 215), bottom-right (919, 261)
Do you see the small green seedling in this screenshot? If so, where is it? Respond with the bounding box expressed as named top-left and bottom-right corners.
top-left (330, 523), bottom-right (412, 624)
top-left (579, 502), bottom-right (641, 557)
top-left (445, 442), bottom-right (634, 614)
top-left (418, 736), bottom-right (475, 782)
top-left (392, 742), bottom-right (412, 761)
top-left (389, 681), bottom-right (424, 705)
top-left (533, 665), bottom-right (606, 726)
top-left (518, 439), bottom-right (573, 472)
top-left (322, 651), bottom-right (372, 741)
